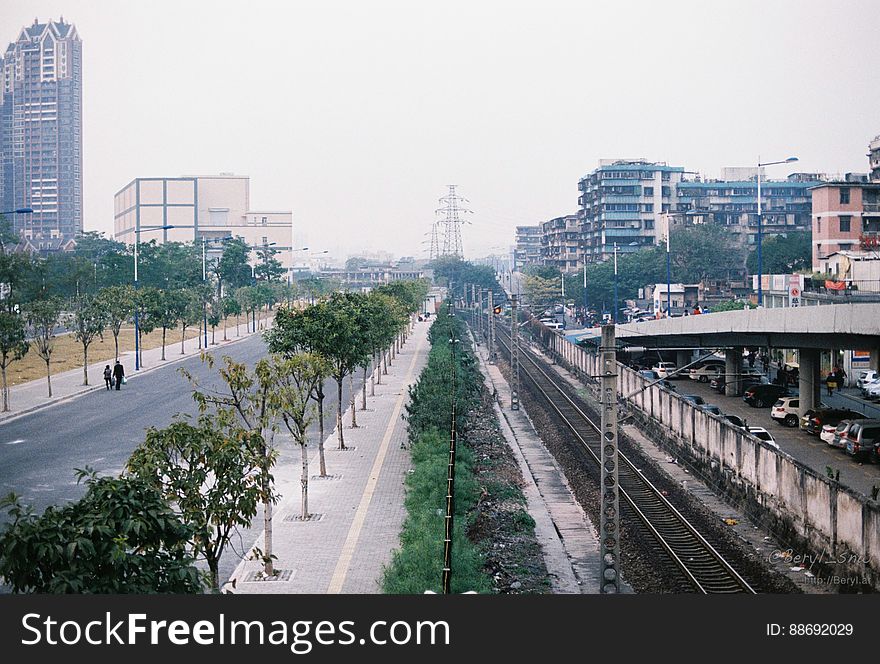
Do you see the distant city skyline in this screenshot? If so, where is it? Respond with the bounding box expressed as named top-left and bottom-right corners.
top-left (1, 1), bottom-right (877, 259)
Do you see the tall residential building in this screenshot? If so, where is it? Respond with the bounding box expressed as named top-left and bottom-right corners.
top-left (869, 135), bottom-right (880, 183)
top-left (578, 160), bottom-right (685, 262)
top-left (0, 18), bottom-right (82, 245)
top-left (513, 225), bottom-right (542, 271)
top-left (540, 214), bottom-right (581, 272)
top-left (113, 174), bottom-right (296, 270)
top-left (810, 175), bottom-right (880, 269)
top-left (675, 168), bottom-right (820, 246)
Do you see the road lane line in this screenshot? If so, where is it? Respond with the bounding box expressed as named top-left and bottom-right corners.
top-left (326, 331), bottom-right (426, 594)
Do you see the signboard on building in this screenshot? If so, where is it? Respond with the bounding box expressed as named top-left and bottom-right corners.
top-left (788, 275), bottom-right (801, 307)
top-left (852, 350), bottom-right (871, 367)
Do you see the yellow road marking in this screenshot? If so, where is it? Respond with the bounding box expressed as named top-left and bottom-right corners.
top-left (326, 330), bottom-right (426, 593)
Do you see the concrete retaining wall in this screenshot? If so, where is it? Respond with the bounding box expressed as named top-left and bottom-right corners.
top-left (539, 327), bottom-right (880, 588)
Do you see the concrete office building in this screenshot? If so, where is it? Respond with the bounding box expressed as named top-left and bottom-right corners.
top-left (113, 174), bottom-right (295, 270)
top-left (578, 160), bottom-right (685, 262)
top-left (0, 18), bottom-right (82, 246)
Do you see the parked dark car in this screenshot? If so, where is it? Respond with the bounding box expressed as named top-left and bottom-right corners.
top-left (742, 383), bottom-right (790, 408)
top-left (680, 394), bottom-right (706, 406)
top-left (723, 414), bottom-right (747, 429)
top-left (843, 421), bottom-right (880, 461)
top-left (802, 408), bottom-right (865, 436)
top-left (711, 372), bottom-right (769, 394)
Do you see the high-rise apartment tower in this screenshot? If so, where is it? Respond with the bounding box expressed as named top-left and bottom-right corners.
top-left (0, 18), bottom-right (82, 246)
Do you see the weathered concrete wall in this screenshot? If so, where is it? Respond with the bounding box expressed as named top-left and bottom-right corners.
top-left (540, 329), bottom-right (880, 588)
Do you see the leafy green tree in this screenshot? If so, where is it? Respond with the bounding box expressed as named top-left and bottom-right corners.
top-left (96, 285), bottom-right (135, 361)
top-left (222, 295), bottom-right (241, 340)
top-left (128, 417), bottom-right (270, 591)
top-left (430, 255), bottom-right (499, 300)
top-left (266, 305), bottom-right (333, 475)
top-left (70, 293), bottom-right (107, 386)
top-left (133, 286), bottom-right (160, 369)
top-left (208, 305), bottom-right (221, 345)
top-left (216, 237), bottom-right (253, 293)
top-left (24, 298), bottom-right (62, 397)
top-left (0, 311), bottom-right (28, 411)
top-left (272, 353), bottom-right (331, 519)
top-left (0, 470), bottom-right (202, 593)
top-left (235, 286), bottom-right (256, 334)
top-left (179, 288), bottom-right (202, 355)
top-left (523, 272), bottom-right (561, 311)
top-left (746, 231), bottom-right (812, 275)
top-left (254, 245), bottom-right (285, 283)
top-left (181, 356), bottom-right (281, 577)
top-left (152, 289), bottom-right (187, 361)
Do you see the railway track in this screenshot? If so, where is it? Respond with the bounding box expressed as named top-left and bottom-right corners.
top-left (487, 320), bottom-right (756, 594)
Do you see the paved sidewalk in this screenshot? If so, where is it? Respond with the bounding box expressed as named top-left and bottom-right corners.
top-left (227, 320), bottom-right (429, 594)
top-left (470, 331), bottom-right (602, 594)
top-left (0, 318), bottom-right (271, 424)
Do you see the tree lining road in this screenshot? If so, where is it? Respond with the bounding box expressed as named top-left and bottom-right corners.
top-left (0, 333), bottom-right (359, 585)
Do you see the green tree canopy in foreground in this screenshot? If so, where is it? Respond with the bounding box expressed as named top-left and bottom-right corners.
top-left (0, 470), bottom-right (201, 593)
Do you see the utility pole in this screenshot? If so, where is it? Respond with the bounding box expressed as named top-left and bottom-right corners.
top-left (487, 290), bottom-right (495, 364)
top-left (478, 289), bottom-right (484, 343)
top-left (510, 294), bottom-right (520, 410)
top-left (442, 314), bottom-right (459, 594)
top-left (599, 324), bottom-right (621, 593)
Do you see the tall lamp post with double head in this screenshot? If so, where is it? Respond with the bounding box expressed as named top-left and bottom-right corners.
top-left (756, 156), bottom-right (798, 306)
top-left (133, 224), bottom-right (174, 370)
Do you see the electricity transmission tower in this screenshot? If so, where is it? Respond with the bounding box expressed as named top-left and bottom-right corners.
top-left (436, 185), bottom-right (470, 258)
top-left (428, 221), bottom-right (442, 260)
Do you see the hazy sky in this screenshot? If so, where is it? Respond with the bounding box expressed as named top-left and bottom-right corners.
top-left (3, 0), bottom-right (878, 261)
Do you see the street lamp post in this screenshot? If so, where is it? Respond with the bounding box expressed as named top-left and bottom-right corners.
top-left (756, 156), bottom-right (798, 306)
top-left (583, 255), bottom-right (588, 324)
top-left (202, 237), bottom-right (208, 349)
top-left (133, 224), bottom-right (174, 370)
top-left (666, 229), bottom-right (672, 318)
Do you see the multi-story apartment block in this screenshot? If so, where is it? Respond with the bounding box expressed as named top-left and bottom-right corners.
top-left (540, 214), bottom-right (580, 272)
top-left (578, 160), bottom-right (685, 262)
top-left (114, 174), bottom-right (296, 270)
top-left (0, 18), bottom-right (82, 245)
top-left (513, 225), bottom-right (542, 271)
top-left (810, 175), bottom-right (880, 269)
top-left (869, 135), bottom-right (880, 183)
top-left (675, 168), bottom-right (819, 246)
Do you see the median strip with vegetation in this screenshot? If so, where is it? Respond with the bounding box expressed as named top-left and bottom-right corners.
top-left (382, 307), bottom-right (548, 594)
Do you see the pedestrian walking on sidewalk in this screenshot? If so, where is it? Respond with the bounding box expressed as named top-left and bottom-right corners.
top-left (103, 365), bottom-right (112, 390)
top-left (826, 371), bottom-right (837, 396)
top-left (113, 360), bottom-right (125, 391)
top-left (835, 366), bottom-right (847, 389)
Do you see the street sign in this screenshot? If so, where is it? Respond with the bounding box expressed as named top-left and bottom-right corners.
top-left (788, 276), bottom-right (801, 307)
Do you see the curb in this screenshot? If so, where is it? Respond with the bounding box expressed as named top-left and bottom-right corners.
top-left (0, 328), bottom-right (265, 426)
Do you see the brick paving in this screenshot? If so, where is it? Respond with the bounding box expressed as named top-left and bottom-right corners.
top-left (227, 321), bottom-right (429, 594)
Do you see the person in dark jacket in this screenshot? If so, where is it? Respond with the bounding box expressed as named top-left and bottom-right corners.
top-left (103, 365), bottom-right (112, 390)
top-left (112, 360), bottom-right (125, 391)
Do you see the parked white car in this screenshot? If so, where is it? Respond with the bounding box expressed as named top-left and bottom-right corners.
top-left (857, 370), bottom-right (878, 389)
top-left (748, 426), bottom-right (779, 449)
top-left (689, 362), bottom-right (725, 383)
top-left (864, 381), bottom-right (880, 400)
top-left (652, 361), bottom-right (678, 379)
top-left (820, 423), bottom-right (841, 445)
top-left (770, 397), bottom-right (800, 427)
